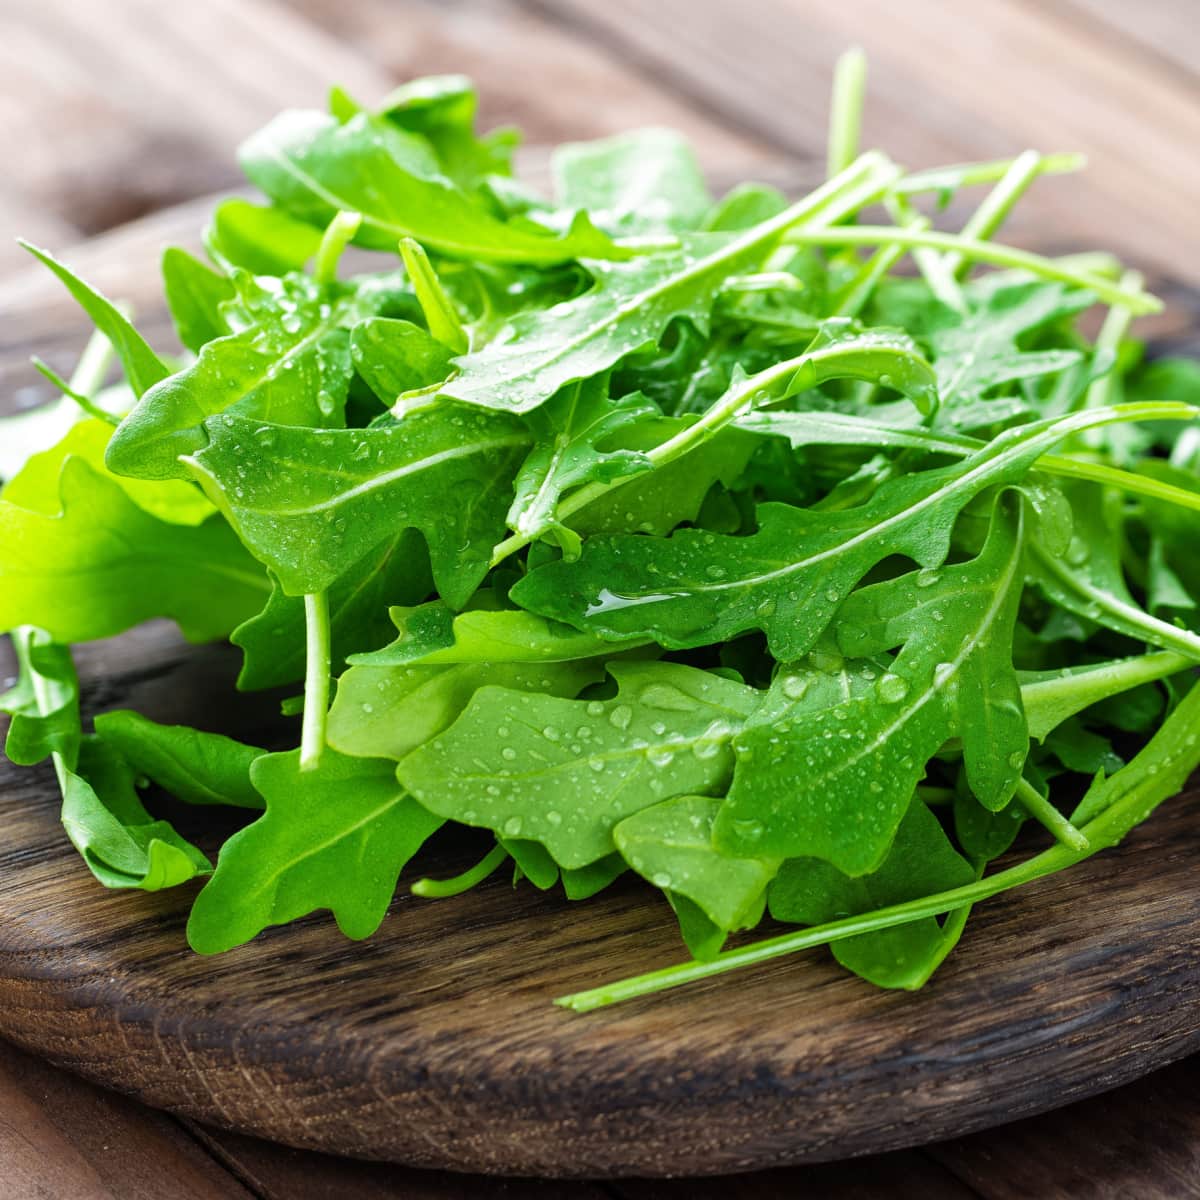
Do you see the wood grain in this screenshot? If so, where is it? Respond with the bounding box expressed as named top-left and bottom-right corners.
top-left (530, 0), bottom-right (1200, 277)
top-left (927, 1056), bottom-right (1200, 1200)
top-left (0, 626), bottom-right (1198, 1176)
top-left (0, 1039), bottom-right (254, 1200)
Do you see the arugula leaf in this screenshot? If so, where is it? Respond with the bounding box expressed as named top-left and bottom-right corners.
top-left (614, 794), bottom-right (779, 938)
top-left (2, 629), bottom-right (209, 890)
top-left (506, 379), bottom-right (657, 553)
top-left (240, 109), bottom-right (620, 264)
top-left (107, 271), bottom-right (399, 480)
top-left (161, 247), bottom-right (234, 354)
top-left (553, 129), bottom-right (712, 235)
top-left (187, 748), bottom-right (442, 952)
top-left (398, 661), bottom-right (759, 868)
top-left (1028, 479), bottom-right (1200, 662)
top-left (571, 421), bottom-right (758, 537)
top-left (348, 599), bottom-right (648, 667)
top-left (716, 498), bottom-right (1027, 869)
top-left (21, 242), bottom-right (170, 397)
top-left (514, 410), bottom-right (1129, 660)
top-left (65, 736), bottom-right (213, 891)
top-left (185, 406), bottom-right (528, 606)
top-left (327, 657), bottom-right (608, 762)
top-left (0, 454), bottom-right (266, 644)
top-left (5, 418), bottom-right (214, 526)
top-left (205, 199), bottom-right (325, 275)
top-left (350, 317), bottom-right (454, 403)
top-left (94, 710), bottom-right (266, 809)
top-left (233, 530), bottom-right (433, 690)
top-left (768, 797), bottom-right (975, 989)
top-left (376, 74), bottom-right (517, 187)
top-left (885, 275), bottom-right (1092, 410)
top-left (441, 157), bottom-right (895, 413)
top-left (1, 627), bottom-right (81, 768)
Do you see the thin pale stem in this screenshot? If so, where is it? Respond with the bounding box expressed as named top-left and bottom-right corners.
top-left (1081, 268), bottom-right (1144, 421)
top-left (945, 150), bottom-right (1043, 280)
top-left (313, 211), bottom-right (363, 285)
top-left (1013, 777), bottom-right (1089, 851)
top-left (782, 227), bottom-right (1160, 313)
top-left (895, 153), bottom-right (1086, 196)
top-left (411, 844), bottom-right (510, 898)
top-left (299, 591), bottom-right (332, 772)
top-left (827, 48), bottom-right (867, 179)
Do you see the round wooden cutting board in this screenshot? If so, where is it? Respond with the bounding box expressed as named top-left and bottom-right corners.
top-left (0, 626), bottom-right (1198, 1177)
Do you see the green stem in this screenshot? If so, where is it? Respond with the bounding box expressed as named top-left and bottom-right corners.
top-left (17, 627), bottom-right (73, 793)
top-left (299, 591), bottom-right (331, 772)
top-left (398, 237), bottom-right (469, 354)
top-left (1020, 649), bottom-right (1191, 740)
top-left (782, 227), bottom-right (1160, 313)
top-left (556, 680), bottom-right (1200, 1011)
top-left (1080, 269), bottom-right (1143, 442)
top-left (313, 210), bottom-right (362, 285)
top-left (31, 357), bottom-right (119, 426)
top-left (1035, 453), bottom-right (1200, 515)
top-left (1030, 540), bottom-right (1200, 663)
top-left (885, 193), bottom-right (963, 311)
top-left (827, 48), bottom-right (867, 179)
top-left (1014, 776), bottom-right (1089, 851)
top-left (411, 844), bottom-right (510, 898)
top-left (895, 153), bottom-right (1086, 196)
top-left (836, 211), bottom-right (929, 317)
top-left (945, 150), bottom-right (1043, 280)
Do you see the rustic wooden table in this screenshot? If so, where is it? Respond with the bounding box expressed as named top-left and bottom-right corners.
top-left (1, 0), bottom-right (1198, 1195)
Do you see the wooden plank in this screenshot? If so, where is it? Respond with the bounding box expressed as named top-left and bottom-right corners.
top-left (186, 1121), bottom-right (616, 1199)
top-left (0, 1038), bottom-right (252, 1200)
top-left (288, 0), bottom-right (775, 171)
top-left (0, 0), bottom-right (391, 270)
top-left (529, 0), bottom-right (1200, 279)
top-left (610, 1152), bottom-right (980, 1199)
top-left (1050, 0), bottom-right (1200, 85)
top-left (927, 1057), bottom-right (1200, 1199)
top-left (1, 623), bottom-right (1200, 1175)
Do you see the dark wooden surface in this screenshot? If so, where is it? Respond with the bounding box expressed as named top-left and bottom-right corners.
top-left (2, 0), bottom-right (1200, 1194)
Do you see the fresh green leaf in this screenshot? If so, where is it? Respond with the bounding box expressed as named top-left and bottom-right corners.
top-left (350, 317), bottom-right (455, 403)
top-left (186, 406), bottom-right (528, 606)
top-left (21, 241), bottom-right (170, 397)
top-left (187, 748), bottom-right (442, 952)
top-left (398, 661), bottom-right (759, 868)
top-left (769, 797), bottom-right (975, 989)
top-left (514, 409), bottom-right (1134, 661)
top-left (240, 109), bottom-right (620, 264)
top-left (161, 247), bottom-right (234, 354)
top-left (64, 736), bottom-right (212, 891)
top-left (205, 199), bottom-right (325, 275)
top-left (327, 657), bottom-right (607, 762)
top-left (94, 710), bottom-right (266, 809)
top-left (614, 794), bottom-right (779, 931)
top-left (553, 128), bottom-right (712, 235)
top-left (506, 379), bottom-right (657, 552)
top-left (0, 455), bottom-right (266, 644)
top-left (233, 530), bottom-right (433, 690)
top-left (107, 271), bottom-right (397, 480)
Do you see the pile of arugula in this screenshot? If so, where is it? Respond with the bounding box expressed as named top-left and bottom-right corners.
top-left (2, 55), bottom-right (1199, 1011)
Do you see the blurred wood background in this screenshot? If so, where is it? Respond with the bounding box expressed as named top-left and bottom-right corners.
top-left (1, 0), bottom-right (1198, 1196)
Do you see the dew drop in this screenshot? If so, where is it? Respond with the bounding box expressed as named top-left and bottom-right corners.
top-left (609, 704), bottom-right (633, 731)
top-left (876, 673), bottom-right (909, 703)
